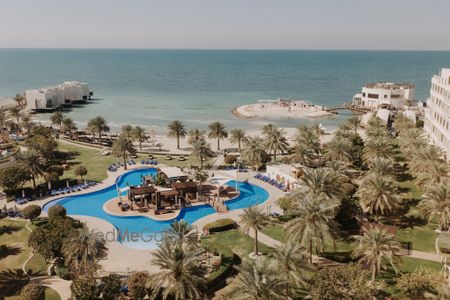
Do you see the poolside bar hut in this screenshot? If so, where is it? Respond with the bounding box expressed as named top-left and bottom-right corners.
top-left (158, 167), bottom-right (188, 183)
top-left (158, 189), bottom-right (181, 209)
top-left (129, 186), bottom-right (157, 208)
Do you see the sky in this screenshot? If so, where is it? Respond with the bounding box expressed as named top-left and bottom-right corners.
top-left (1, 0), bottom-right (450, 50)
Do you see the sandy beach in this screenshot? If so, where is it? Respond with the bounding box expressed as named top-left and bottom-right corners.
top-left (233, 103), bottom-right (333, 119)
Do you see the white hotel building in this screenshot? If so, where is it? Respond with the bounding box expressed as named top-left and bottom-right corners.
top-left (25, 81), bottom-right (92, 111)
top-left (424, 68), bottom-right (450, 158)
top-left (352, 82), bottom-right (415, 109)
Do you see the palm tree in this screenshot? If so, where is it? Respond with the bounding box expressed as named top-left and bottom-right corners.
top-left (190, 139), bottom-right (214, 169)
top-left (167, 220), bottom-right (197, 246)
top-left (20, 114), bottom-right (33, 133)
top-left (167, 120), bottom-right (187, 150)
top-left (296, 125), bottom-right (321, 157)
top-left (345, 115), bottom-right (362, 134)
top-left (409, 145), bottom-right (445, 176)
top-left (208, 121), bottom-right (228, 150)
top-left (355, 174), bottom-right (400, 221)
top-left (263, 126), bottom-right (289, 161)
top-left (418, 183), bottom-right (450, 231)
top-left (229, 128), bottom-right (247, 152)
top-left (393, 113), bottom-right (415, 135)
top-left (133, 126), bottom-right (147, 150)
top-left (194, 170), bottom-right (208, 194)
top-left (325, 135), bottom-right (352, 163)
top-left (352, 226), bottom-right (401, 281)
top-left (50, 111), bottom-right (64, 131)
top-left (148, 237), bottom-right (206, 300)
top-left (0, 109), bottom-right (6, 130)
top-left (16, 149), bottom-right (46, 190)
top-left (415, 162), bottom-right (450, 191)
top-left (14, 93), bottom-right (25, 109)
top-left (121, 124), bottom-right (134, 139)
top-left (290, 143), bottom-right (316, 167)
top-left (9, 107), bottom-right (22, 129)
top-left (285, 195), bottom-right (339, 263)
top-left (297, 167), bottom-right (342, 200)
top-left (363, 136), bottom-right (395, 163)
top-left (225, 258), bottom-right (288, 300)
top-left (86, 116), bottom-right (110, 141)
top-left (368, 157), bottom-right (393, 178)
top-left (187, 128), bottom-right (205, 146)
top-left (398, 128), bottom-right (428, 158)
top-left (241, 137), bottom-right (268, 170)
top-left (61, 118), bottom-right (77, 136)
top-left (273, 241), bottom-right (313, 296)
top-left (62, 227), bottom-right (104, 274)
top-left (240, 206), bottom-right (270, 256)
top-left (112, 135), bottom-right (137, 170)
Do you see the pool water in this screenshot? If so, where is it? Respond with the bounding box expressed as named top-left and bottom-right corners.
top-left (42, 168), bottom-right (269, 249)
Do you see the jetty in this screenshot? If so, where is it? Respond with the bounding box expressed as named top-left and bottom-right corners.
top-left (324, 103), bottom-right (371, 114)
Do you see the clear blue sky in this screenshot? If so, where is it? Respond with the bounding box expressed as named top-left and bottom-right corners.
top-left (1, 0), bottom-right (449, 50)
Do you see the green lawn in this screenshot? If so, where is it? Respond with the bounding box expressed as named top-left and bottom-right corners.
top-left (57, 142), bottom-right (193, 182)
top-left (262, 223), bottom-right (284, 241)
top-left (0, 219), bottom-right (49, 298)
top-left (5, 287), bottom-right (61, 300)
top-left (201, 229), bottom-right (273, 261)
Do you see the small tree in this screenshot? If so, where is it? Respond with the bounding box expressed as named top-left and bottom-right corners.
top-left (112, 135), bottom-right (137, 170)
top-left (22, 205), bottom-right (41, 224)
top-left (240, 206), bottom-right (271, 256)
top-left (396, 267), bottom-right (447, 299)
top-left (70, 275), bottom-right (100, 300)
top-left (100, 274), bottom-right (122, 300)
top-left (48, 205), bottom-right (67, 223)
top-left (127, 272), bottom-right (150, 300)
top-left (0, 165), bottom-right (28, 193)
top-left (20, 283), bottom-right (45, 300)
top-left (74, 165), bottom-right (88, 180)
top-left (195, 171), bottom-right (208, 194)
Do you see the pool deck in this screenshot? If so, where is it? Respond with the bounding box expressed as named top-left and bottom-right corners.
top-left (3, 165), bottom-right (285, 275)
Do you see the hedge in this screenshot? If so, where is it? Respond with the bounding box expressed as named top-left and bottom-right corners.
top-left (203, 218), bottom-right (235, 233)
top-left (206, 248), bottom-right (235, 292)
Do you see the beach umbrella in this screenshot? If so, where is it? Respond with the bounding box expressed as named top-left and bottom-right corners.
top-left (66, 180), bottom-right (70, 188)
top-left (22, 189), bottom-right (25, 198)
top-left (48, 181), bottom-right (52, 191)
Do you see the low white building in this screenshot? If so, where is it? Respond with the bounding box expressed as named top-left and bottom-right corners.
top-left (352, 82), bottom-right (415, 109)
top-left (424, 68), bottom-right (450, 159)
top-left (265, 164), bottom-right (301, 191)
top-left (25, 81), bottom-right (92, 111)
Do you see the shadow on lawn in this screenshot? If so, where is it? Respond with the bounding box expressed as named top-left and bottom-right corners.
top-left (0, 224), bottom-right (21, 236)
top-left (0, 245), bottom-right (23, 260)
top-left (0, 268), bottom-right (36, 297)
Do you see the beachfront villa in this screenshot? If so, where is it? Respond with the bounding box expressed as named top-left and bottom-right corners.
top-left (264, 163), bottom-right (301, 191)
top-left (424, 68), bottom-right (450, 159)
top-left (25, 81), bottom-right (92, 111)
top-left (352, 82), bottom-right (415, 109)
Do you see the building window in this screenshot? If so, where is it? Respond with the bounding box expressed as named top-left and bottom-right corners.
top-left (368, 93), bottom-right (379, 99)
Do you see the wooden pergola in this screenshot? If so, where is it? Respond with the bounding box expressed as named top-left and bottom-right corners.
top-left (128, 186), bottom-right (157, 208)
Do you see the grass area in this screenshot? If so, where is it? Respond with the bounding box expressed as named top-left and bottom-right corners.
top-left (0, 219), bottom-right (32, 273)
top-left (261, 223), bottom-right (284, 241)
top-left (0, 219), bottom-right (49, 298)
top-left (57, 142), bottom-right (193, 182)
top-left (5, 287), bottom-right (61, 300)
top-left (201, 229), bottom-right (273, 261)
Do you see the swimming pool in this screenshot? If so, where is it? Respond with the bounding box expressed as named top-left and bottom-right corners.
top-left (42, 168), bottom-right (269, 249)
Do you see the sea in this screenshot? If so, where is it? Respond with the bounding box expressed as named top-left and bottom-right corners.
top-left (0, 49), bottom-right (449, 133)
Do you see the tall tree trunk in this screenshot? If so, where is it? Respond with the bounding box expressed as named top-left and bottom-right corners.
top-left (273, 150), bottom-right (277, 161)
top-left (177, 136), bottom-right (180, 149)
top-left (31, 175), bottom-right (36, 191)
top-left (238, 140), bottom-right (241, 152)
top-left (309, 241), bottom-right (313, 264)
top-left (139, 141), bottom-right (142, 150)
top-left (200, 155), bottom-right (204, 169)
top-left (217, 138), bottom-right (220, 150)
top-left (123, 153), bottom-right (127, 170)
top-left (371, 265), bottom-right (376, 282)
top-left (254, 229), bottom-right (258, 255)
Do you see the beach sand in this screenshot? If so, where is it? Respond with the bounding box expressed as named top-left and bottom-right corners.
top-left (234, 103), bottom-right (333, 119)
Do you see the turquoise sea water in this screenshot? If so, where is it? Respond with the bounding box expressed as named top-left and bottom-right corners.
top-left (1, 49), bottom-right (449, 131)
top-left (42, 168), bottom-right (269, 249)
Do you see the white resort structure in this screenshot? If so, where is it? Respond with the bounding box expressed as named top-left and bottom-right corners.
top-left (25, 81), bottom-right (93, 111)
top-left (352, 82), bottom-right (415, 109)
top-left (424, 68), bottom-right (450, 159)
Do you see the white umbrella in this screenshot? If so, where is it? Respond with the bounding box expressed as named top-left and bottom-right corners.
top-left (66, 180), bottom-right (70, 188)
top-left (22, 189), bottom-right (25, 198)
top-left (48, 182), bottom-right (52, 191)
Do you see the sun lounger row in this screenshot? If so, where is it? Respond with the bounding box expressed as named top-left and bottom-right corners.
top-left (140, 159), bottom-right (158, 165)
top-left (108, 160), bottom-right (137, 172)
top-left (254, 174), bottom-right (287, 191)
top-left (15, 197), bottom-right (31, 205)
top-left (49, 181), bottom-right (97, 196)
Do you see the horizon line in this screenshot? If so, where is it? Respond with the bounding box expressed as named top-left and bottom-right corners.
top-left (1, 47), bottom-right (450, 52)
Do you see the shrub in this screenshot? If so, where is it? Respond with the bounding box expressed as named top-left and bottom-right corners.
top-left (0, 165), bottom-right (28, 193)
top-left (128, 272), bottom-right (150, 300)
top-left (203, 218), bottom-right (235, 233)
top-left (277, 196), bottom-right (296, 215)
top-left (20, 283), bottom-right (45, 300)
top-left (74, 165), bottom-right (88, 179)
top-left (48, 205), bottom-right (66, 222)
top-left (55, 265), bottom-right (69, 279)
top-left (396, 267), bottom-right (447, 298)
top-left (22, 205), bottom-right (42, 224)
top-left (224, 155), bottom-right (238, 165)
top-left (206, 248), bottom-right (235, 292)
top-left (70, 276), bottom-right (100, 300)
top-left (100, 274), bottom-right (122, 300)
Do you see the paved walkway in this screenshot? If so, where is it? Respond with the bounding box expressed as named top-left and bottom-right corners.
top-left (29, 276), bottom-right (71, 300)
